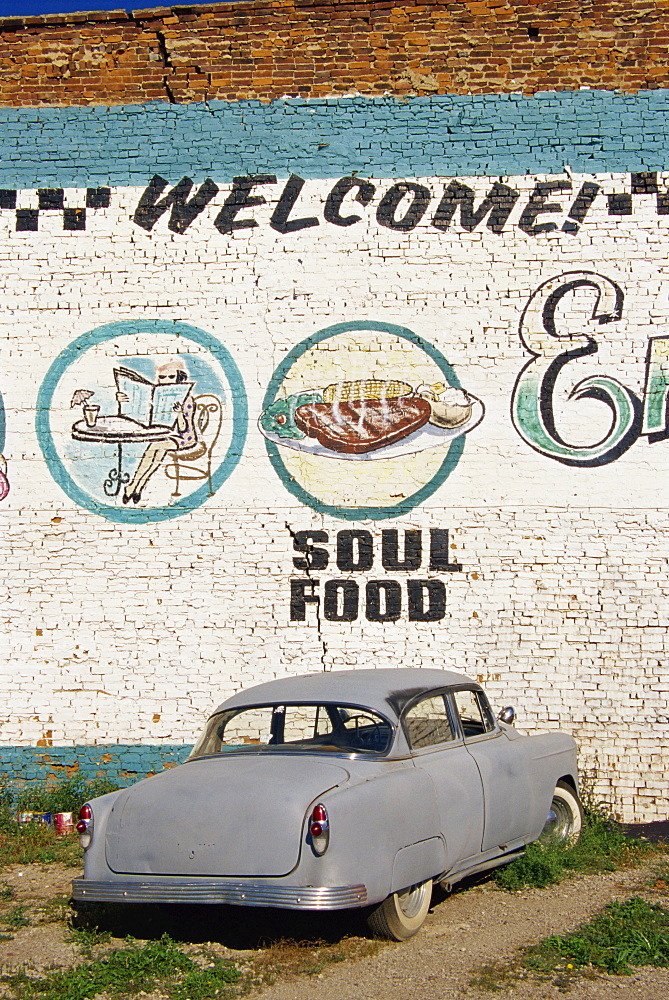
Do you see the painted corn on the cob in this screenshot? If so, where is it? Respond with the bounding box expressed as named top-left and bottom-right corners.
top-left (323, 379), bottom-right (413, 403)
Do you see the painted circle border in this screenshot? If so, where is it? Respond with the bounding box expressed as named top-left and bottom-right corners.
top-left (262, 320), bottom-right (466, 520)
top-left (37, 319), bottom-right (247, 524)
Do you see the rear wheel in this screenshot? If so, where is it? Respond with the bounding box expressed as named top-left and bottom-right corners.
top-left (539, 781), bottom-right (583, 846)
top-left (366, 879), bottom-right (432, 940)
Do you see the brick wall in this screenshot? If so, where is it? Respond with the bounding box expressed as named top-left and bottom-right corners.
top-left (0, 3), bottom-right (668, 824)
top-left (0, 2), bottom-right (669, 106)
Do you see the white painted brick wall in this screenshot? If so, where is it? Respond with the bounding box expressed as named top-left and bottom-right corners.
top-left (0, 172), bottom-right (668, 821)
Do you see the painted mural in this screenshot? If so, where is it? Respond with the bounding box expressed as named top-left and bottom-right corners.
top-left (3, 91), bottom-right (669, 821)
top-left (0, 389), bottom-right (8, 501)
top-left (37, 321), bottom-right (247, 522)
top-left (261, 322), bottom-right (483, 519)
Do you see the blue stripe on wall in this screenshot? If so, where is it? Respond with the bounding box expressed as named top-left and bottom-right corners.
top-left (0, 745), bottom-right (193, 789)
top-left (2, 90), bottom-right (669, 188)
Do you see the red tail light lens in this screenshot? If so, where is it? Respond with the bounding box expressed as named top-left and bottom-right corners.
top-left (309, 803), bottom-right (329, 856)
top-left (77, 803), bottom-right (93, 849)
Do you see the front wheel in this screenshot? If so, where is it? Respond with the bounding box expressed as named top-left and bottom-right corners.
top-left (366, 879), bottom-right (432, 940)
top-left (539, 781), bottom-right (583, 846)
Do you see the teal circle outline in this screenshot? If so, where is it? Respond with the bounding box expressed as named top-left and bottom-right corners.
top-left (37, 319), bottom-right (248, 524)
top-left (262, 320), bottom-right (466, 520)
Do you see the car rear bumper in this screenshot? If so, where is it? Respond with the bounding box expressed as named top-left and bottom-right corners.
top-left (71, 877), bottom-right (367, 910)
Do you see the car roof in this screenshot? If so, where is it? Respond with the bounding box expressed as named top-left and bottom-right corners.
top-left (215, 667), bottom-right (478, 720)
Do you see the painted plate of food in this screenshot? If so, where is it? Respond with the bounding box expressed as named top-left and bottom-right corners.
top-left (259, 379), bottom-right (484, 461)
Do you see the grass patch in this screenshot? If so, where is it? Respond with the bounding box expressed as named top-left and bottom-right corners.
top-left (0, 930), bottom-right (379, 1000)
top-left (493, 805), bottom-right (655, 891)
top-left (469, 960), bottom-right (519, 992)
top-left (523, 897), bottom-right (669, 976)
top-left (2, 934), bottom-right (238, 1000)
top-left (0, 777), bottom-right (121, 870)
top-left (2, 904), bottom-right (30, 929)
top-left (648, 860), bottom-right (669, 891)
top-left (0, 822), bottom-right (82, 869)
top-left (11, 778), bottom-right (121, 817)
top-left (249, 935), bottom-right (380, 986)
top-left (471, 896), bottom-right (669, 991)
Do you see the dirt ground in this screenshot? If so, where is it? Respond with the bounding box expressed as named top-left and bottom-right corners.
top-left (0, 856), bottom-right (668, 999)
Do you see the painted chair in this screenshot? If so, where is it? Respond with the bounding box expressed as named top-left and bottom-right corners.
top-left (165, 393), bottom-right (223, 497)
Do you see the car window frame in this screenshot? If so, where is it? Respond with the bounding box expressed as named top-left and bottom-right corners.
top-left (447, 685), bottom-right (501, 744)
top-left (400, 688), bottom-right (463, 755)
top-left (188, 699), bottom-right (398, 761)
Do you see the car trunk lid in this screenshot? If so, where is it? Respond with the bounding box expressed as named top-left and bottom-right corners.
top-left (105, 755), bottom-right (349, 877)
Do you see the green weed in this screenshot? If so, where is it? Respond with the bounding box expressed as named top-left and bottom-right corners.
top-left (13, 777), bottom-right (121, 816)
top-left (2, 905), bottom-right (29, 929)
top-left (523, 897), bottom-right (669, 976)
top-left (494, 805), bottom-right (654, 891)
top-left (2, 934), bottom-right (240, 1000)
top-left (0, 777), bottom-right (121, 870)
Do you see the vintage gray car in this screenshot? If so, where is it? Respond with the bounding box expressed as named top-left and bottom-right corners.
top-left (72, 668), bottom-right (582, 939)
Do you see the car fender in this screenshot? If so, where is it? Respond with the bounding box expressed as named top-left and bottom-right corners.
top-left (391, 837), bottom-right (446, 893)
top-left (516, 732), bottom-right (579, 842)
top-left (302, 763), bottom-right (441, 904)
top-left (79, 788), bottom-right (125, 880)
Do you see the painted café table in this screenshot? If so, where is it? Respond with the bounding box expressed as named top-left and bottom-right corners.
top-left (71, 415), bottom-right (173, 497)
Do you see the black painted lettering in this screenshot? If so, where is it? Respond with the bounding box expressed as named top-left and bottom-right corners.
top-left (324, 176), bottom-right (376, 227)
top-left (270, 174), bottom-right (320, 234)
top-left (366, 580), bottom-right (402, 622)
top-left (429, 529), bottom-right (462, 572)
top-left (290, 579), bottom-right (320, 621)
top-left (376, 182), bottom-right (431, 232)
top-left (324, 580), bottom-right (359, 621)
top-left (432, 181), bottom-right (518, 234)
top-left (133, 174), bottom-right (219, 234)
top-left (407, 580), bottom-right (446, 622)
top-left (292, 530), bottom-right (330, 571)
top-left (336, 530), bottom-right (374, 572)
top-left (607, 192), bottom-right (633, 216)
top-left (381, 529), bottom-right (422, 571)
top-left (562, 182), bottom-right (601, 234)
top-left (214, 174), bottom-right (277, 234)
top-left (518, 180), bottom-right (572, 236)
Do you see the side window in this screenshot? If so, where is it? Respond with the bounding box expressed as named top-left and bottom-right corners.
top-left (452, 689), bottom-right (496, 739)
top-left (404, 694), bottom-right (455, 750)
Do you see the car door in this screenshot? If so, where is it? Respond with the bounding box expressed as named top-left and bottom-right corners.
top-left (449, 687), bottom-right (535, 853)
top-left (404, 692), bottom-right (485, 872)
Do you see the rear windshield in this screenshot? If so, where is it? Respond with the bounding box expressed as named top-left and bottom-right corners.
top-left (189, 703), bottom-right (393, 758)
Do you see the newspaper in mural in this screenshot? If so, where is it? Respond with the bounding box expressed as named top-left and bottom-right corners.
top-left (260, 322), bottom-right (484, 519)
top-left (38, 321), bottom-right (246, 521)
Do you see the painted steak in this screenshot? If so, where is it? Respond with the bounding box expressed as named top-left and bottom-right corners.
top-left (293, 396), bottom-right (431, 453)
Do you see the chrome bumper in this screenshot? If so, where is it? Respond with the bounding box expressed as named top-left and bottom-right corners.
top-left (71, 877), bottom-right (367, 910)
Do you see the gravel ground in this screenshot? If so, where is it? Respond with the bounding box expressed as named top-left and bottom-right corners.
top-left (0, 857), bottom-right (668, 999)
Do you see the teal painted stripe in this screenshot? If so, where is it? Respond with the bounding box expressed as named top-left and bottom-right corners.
top-left (0, 745), bottom-right (193, 789)
top-left (2, 90), bottom-right (669, 187)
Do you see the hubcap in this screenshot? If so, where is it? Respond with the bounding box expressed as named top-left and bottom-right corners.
top-left (397, 881), bottom-right (429, 918)
top-left (540, 795), bottom-right (574, 844)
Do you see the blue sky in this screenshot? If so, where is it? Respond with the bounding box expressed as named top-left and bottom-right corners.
top-left (0, 2), bottom-right (234, 15)
top-left (0, 2), bottom-right (132, 13)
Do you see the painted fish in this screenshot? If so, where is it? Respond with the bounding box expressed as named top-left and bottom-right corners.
top-left (260, 391), bottom-right (324, 439)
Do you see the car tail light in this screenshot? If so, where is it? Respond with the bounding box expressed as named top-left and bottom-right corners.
top-left (77, 803), bottom-right (93, 849)
top-left (309, 803), bottom-right (329, 855)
